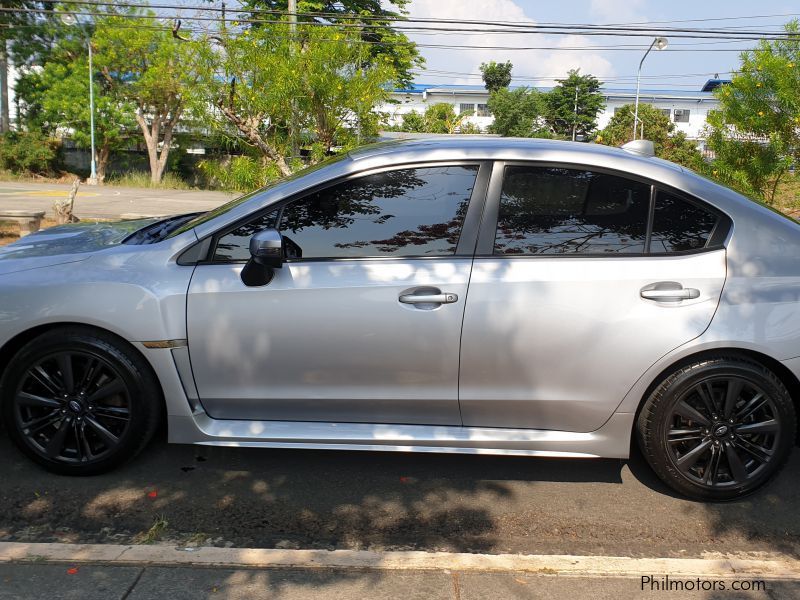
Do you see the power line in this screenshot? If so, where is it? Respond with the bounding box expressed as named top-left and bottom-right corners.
top-left (3, 5), bottom-right (799, 41)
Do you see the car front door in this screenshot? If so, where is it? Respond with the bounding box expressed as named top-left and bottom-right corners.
top-left (186, 163), bottom-right (489, 425)
top-left (459, 162), bottom-right (729, 432)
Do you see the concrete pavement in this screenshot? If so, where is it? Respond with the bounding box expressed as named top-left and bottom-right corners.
top-left (0, 181), bottom-right (235, 219)
top-left (2, 562), bottom-right (798, 600)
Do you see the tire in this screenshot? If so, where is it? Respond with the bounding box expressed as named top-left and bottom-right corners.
top-left (0, 327), bottom-right (161, 475)
top-left (637, 356), bottom-right (797, 501)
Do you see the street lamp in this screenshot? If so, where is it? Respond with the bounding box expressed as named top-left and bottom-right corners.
top-left (632, 36), bottom-right (668, 141)
top-left (60, 12), bottom-right (98, 185)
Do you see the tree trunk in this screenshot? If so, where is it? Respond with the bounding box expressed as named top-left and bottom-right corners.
top-left (135, 108), bottom-right (181, 184)
top-left (0, 40), bottom-right (9, 133)
top-left (216, 103), bottom-right (292, 176)
top-left (96, 142), bottom-right (111, 184)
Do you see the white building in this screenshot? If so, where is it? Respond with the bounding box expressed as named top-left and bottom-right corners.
top-left (382, 79), bottom-right (728, 145)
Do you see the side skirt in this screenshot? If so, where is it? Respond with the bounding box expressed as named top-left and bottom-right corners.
top-left (167, 412), bottom-right (635, 459)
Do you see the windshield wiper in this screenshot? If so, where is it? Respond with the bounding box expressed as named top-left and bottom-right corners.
top-left (123, 213), bottom-right (202, 245)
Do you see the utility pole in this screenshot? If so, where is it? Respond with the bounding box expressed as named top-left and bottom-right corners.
top-left (0, 39), bottom-right (9, 133)
top-left (571, 85), bottom-right (579, 142)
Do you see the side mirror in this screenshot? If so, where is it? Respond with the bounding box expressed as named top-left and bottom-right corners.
top-left (249, 228), bottom-right (284, 269)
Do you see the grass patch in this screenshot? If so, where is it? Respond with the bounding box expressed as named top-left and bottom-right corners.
top-left (133, 515), bottom-right (169, 544)
top-left (774, 174), bottom-right (800, 212)
top-left (106, 171), bottom-right (193, 190)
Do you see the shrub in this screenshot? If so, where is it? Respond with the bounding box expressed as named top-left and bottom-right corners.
top-left (197, 156), bottom-right (283, 192)
top-left (0, 132), bottom-right (60, 175)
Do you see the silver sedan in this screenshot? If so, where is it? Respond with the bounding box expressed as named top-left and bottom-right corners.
top-left (0, 138), bottom-right (797, 501)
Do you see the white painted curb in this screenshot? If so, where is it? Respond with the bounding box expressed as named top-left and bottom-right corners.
top-left (1, 542), bottom-right (799, 579)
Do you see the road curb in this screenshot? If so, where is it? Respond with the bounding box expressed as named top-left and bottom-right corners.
top-left (0, 542), bottom-right (798, 579)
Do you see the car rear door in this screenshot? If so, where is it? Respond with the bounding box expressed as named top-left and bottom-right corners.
top-left (186, 162), bottom-right (490, 425)
top-left (459, 162), bottom-right (729, 432)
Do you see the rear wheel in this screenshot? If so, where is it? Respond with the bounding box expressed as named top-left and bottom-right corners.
top-left (0, 327), bottom-right (161, 475)
top-left (637, 356), bottom-right (796, 501)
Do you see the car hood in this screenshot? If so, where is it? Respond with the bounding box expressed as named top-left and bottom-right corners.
top-left (0, 218), bottom-right (160, 275)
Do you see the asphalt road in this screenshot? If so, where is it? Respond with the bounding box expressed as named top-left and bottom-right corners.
top-left (0, 428), bottom-right (798, 559)
top-left (0, 181), bottom-right (234, 219)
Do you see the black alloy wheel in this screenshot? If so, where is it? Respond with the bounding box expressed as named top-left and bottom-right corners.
top-left (1, 328), bottom-right (161, 475)
top-left (638, 356), bottom-right (796, 501)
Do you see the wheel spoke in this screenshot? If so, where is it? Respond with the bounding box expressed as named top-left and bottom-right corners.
top-left (84, 415), bottom-right (120, 447)
top-left (674, 400), bottom-right (711, 427)
top-left (56, 354), bottom-right (75, 395)
top-left (735, 393), bottom-right (766, 422)
top-left (695, 382), bottom-right (718, 418)
top-left (92, 406), bottom-right (130, 420)
top-left (86, 378), bottom-right (125, 405)
top-left (723, 379), bottom-right (744, 420)
top-left (735, 437), bottom-right (773, 464)
top-left (22, 410), bottom-right (62, 434)
top-left (667, 428), bottom-right (704, 444)
top-left (16, 391), bottom-right (61, 409)
top-left (30, 365), bottom-right (63, 396)
top-left (78, 358), bottom-right (100, 393)
top-left (77, 424), bottom-right (93, 461)
top-left (45, 417), bottom-right (72, 458)
top-left (676, 438), bottom-right (713, 473)
top-left (736, 419), bottom-right (779, 435)
top-left (704, 444), bottom-right (723, 485)
top-left (724, 442), bottom-right (749, 482)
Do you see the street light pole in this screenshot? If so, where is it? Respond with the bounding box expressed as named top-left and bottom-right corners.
top-left (632, 36), bottom-right (668, 141)
top-left (60, 12), bottom-right (98, 184)
top-left (572, 85), bottom-right (579, 142)
top-left (87, 39), bottom-right (97, 184)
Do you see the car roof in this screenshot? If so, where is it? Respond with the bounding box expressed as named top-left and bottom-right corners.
top-left (348, 136), bottom-right (680, 168)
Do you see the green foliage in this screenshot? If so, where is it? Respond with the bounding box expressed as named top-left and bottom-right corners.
top-left (239, 0), bottom-right (422, 87)
top-left (545, 69), bottom-right (604, 140)
top-left (105, 171), bottom-right (191, 189)
top-left (197, 156), bottom-right (283, 192)
top-left (194, 21), bottom-right (397, 174)
top-left (487, 88), bottom-right (549, 137)
top-left (0, 131), bottom-right (59, 174)
top-left (596, 103), bottom-right (703, 170)
top-left (391, 103), bottom-right (476, 134)
top-left (480, 61), bottom-right (513, 92)
top-left (705, 20), bottom-right (800, 203)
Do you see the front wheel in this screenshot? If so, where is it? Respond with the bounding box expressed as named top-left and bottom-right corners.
top-left (637, 356), bottom-right (797, 501)
top-left (0, 327), bottom-right (161, 475)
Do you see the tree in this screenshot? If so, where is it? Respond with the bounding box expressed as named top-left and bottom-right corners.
top-left (704, 20), bottom-right (800, 203)
top-left (240, 0), bottom-right (422, 87)
top-left (38, 52), bottom-right (135, 182)
top-left (392, 103), bottom-right (476, 134)
top-left (486, 87), bottom-right (549, 137)
top-left (479, 60), bottom-right (513, 92)
top-left (596, 103), bottom-right (703, 170)
top-left (92, 9), bottom-right (199, 183)
top-left (545, 69), bottom-right (604, 140)
top-left (194, 21), bottom-right (396, 176)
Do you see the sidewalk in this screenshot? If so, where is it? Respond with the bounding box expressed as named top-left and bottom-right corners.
top-left (0, 181), bottom-right (235, 219)
top-left (1, 543), bottom-right (798, 599)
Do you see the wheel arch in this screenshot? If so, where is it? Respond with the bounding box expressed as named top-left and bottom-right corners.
top-left (632, 347), bottom-right (800, 447)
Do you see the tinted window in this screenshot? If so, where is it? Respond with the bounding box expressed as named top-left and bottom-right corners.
top-left (494, 166), bottom-right (651, 255)
top-left (650, 190), bottom-right (719, 253)
top-left (214, 211), bottom-right (280, 261)
top-left (214, 165), bottom-right (478, 261)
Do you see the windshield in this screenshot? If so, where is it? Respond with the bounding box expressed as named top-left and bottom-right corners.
top-left (167, 153), bottom-right (350, 238)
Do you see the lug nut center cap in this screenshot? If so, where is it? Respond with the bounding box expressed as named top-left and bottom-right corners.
top-left (68, 400), bottom-right (83, 414)
top-left (713, 424), bottom-right (729, 437)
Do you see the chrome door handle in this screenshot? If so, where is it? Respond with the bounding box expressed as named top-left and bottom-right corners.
top-left (640, 283), bottom-right (700, 301)
top-left (399, 293), bottom-right (458, 304)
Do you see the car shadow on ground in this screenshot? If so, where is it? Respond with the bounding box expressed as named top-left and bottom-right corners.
top-left (0, 426), bottom-right (798, 559)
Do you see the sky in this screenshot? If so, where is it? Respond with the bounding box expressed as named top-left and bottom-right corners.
top-left (402, 0), bottom-right (800, 91)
